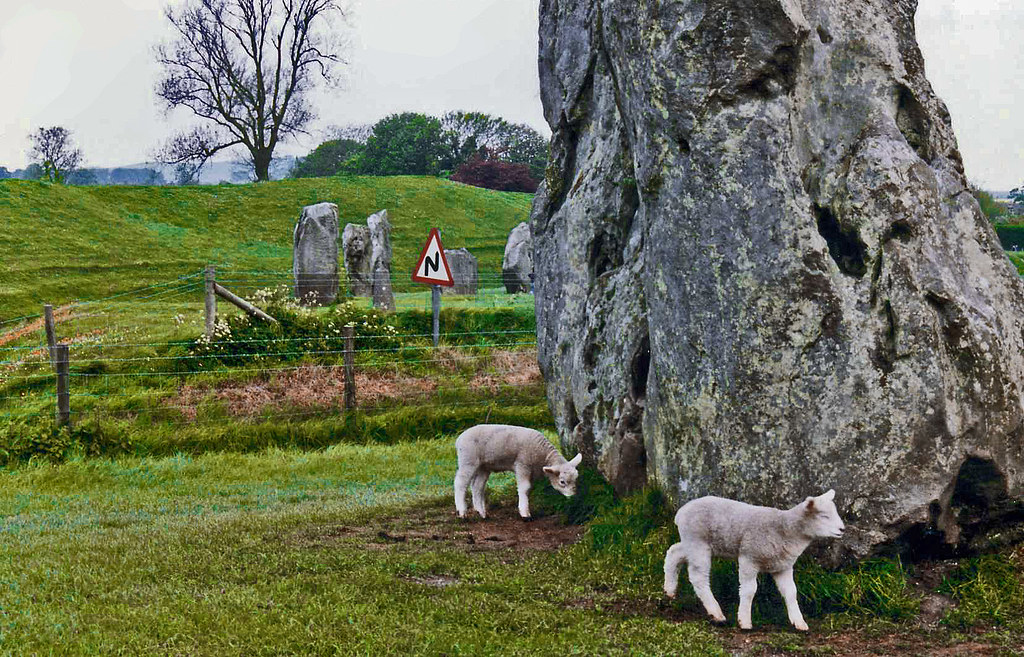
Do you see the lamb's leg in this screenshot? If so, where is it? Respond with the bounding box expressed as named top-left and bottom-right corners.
top-left (470, 471), bottom-right (490, 518)
top-left (772, 568), bottom-right (808, 631)
top-left (737, 557), bottom-right (759, 630)
top-left (453, 465), bottom-right (473, 518)
top-left (663, 542), bottom-right (688, 598)
top-left (514, 465), bottom-right (533, 519)
top-left (686, 545), bottom-right (726, 623)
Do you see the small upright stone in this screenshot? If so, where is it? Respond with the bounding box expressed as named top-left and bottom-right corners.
top-left (292, 202), bottom-right (339, 305)
top-left (502, 221), bottom-right (533, 293)
top-left (443, 248), bottom-right (478, 295)
top-left (367, 210), bottom-right (396, 311)
top-left (341, 224), bottom-right (372, 297)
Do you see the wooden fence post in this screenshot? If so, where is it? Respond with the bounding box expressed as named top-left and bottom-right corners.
top-left (55, 344), bottom-right (70, 427)
top-left (43, 304), bottom-right (57, 369)
top-left (205, 266), bottom-right (217, 339)
top-left (432, 285), bottom-right (441, 348)
top-left (343, 326), bottom-right (356, 410)
top-left (213, 284), bottom-right (278, 324)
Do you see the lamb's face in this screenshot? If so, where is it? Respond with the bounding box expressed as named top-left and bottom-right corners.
top-left (544, 453), bottom-right (582, 497)
top-left (804, 489), bottom-right (845, 539)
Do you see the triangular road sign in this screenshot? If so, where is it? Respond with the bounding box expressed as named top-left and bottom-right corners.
top-left (411, 227), bottom-right (455, 286)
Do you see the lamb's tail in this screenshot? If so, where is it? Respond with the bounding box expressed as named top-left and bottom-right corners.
top-left (663, 542), bottom-right (688, 598)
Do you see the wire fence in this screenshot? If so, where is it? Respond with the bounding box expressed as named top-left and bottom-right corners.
top-left (0, 268), bottom-right (543, 432)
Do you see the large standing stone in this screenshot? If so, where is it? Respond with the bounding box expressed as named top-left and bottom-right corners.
top-left (534, 0), bottom-right (1024, 563)
top-left (443, 248), bottom-right (478, 296)
top-left (292, 202), bottom-right (339, 305)
top-left (367, 210), bottom-right (396, 311)
top-left (341, 224), bottom-right (372, 297)
top-left (502, 222), bottom-right (534, 293)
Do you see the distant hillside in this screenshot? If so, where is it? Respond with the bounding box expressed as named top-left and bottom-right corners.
top-left (0, 157), bottom-right (298, 186)
top-left (0, 176), bottom-right (532, 320)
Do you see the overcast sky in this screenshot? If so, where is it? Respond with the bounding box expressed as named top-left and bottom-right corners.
top-left (0, 0), bottom-right (1021, 190)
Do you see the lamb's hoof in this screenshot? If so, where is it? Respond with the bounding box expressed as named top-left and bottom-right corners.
top-left (519, 515), bottom-right (534, 522)
top-left (664, 591), bottom-right (677, 600)
top-left (713, 615), bottom-right (729, 626)
top-left (793, 622), bottom-right (809, 632)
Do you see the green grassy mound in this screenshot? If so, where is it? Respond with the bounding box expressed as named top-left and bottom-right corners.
top-left (0, 177), bottom-right (532, 320)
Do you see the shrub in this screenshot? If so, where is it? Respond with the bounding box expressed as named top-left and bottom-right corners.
top-left (0, 418), bottom-right (134, 464)
top-left (188, 286), bottom-right (400, 367)
top-left (994, 223), bottom-right (1024, 252)
top-left (451, 151), bottom-right (540, 193)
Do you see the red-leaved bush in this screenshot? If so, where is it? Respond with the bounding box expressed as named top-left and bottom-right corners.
top-left (451, 153), bottom-right (540, 193)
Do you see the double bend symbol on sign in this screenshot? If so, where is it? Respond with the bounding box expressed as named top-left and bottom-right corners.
top-left (411, 227), bottom-right (455, 286)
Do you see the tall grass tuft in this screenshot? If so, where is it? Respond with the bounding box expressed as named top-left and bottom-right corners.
top-left (796, 558), bottom-right (920, 621)
top-left (940, 551), bottom-right (1024, 629)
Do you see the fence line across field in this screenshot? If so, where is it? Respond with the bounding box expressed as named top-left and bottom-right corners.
top-left (0, 267), bottom-right (540, 432)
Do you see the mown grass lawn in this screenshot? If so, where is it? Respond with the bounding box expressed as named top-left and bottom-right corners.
top-left (0, 442), bottom-right (724, 656)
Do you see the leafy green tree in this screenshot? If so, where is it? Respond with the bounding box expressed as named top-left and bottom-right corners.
top-left (440, 111), bottom-right (548, 178)
top-left (359, 113), bottom-right (446, 176)
top-left (290, 139), bottom-right (363, 178)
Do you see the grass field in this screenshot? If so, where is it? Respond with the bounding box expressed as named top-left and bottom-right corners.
top-left (0, 440), bottom-right (727, 655)
top-left (0, 176), bottom-right (532, 321)
top-left (0, 439), bottom-right (1020, 655)
top-left (1, 178), bottom-right (1023, 654)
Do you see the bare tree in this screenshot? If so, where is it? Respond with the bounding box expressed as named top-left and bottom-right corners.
top-left (28, 126), bottom-right (83, 184)
top-left (154, 0), bottom-right (346, 182)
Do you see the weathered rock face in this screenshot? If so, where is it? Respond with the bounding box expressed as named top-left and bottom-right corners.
top-left (534, 0), bottom-right (1024, 562)
top-left (341, 224), bottom-right (372, 297)
top-left (503, 222), bottom-right (534, 293)
top-left (367, 210), bottom-right (396, 312)
top-left (443, 248), bottom-right (479, 295)
top-left (293, 202), bottom-right (339, 305)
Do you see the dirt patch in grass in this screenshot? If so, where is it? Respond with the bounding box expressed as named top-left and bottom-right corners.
top-left (0, 306), bottom-right (73, 348)
top-left (719, 628), bottom-right (1013, 656)
top-left (289, 499), bottom-right (584, 559)
top-left (470, 350), bottom-right (542, 391)
top-left (168, 350), bottom-right (541, 419)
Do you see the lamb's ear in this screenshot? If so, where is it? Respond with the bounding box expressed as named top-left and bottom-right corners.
top-left (821, 489), bottom-right (835, 501)
top-left (543, 465), bottom-right (559, 475)
top-left (804, 497), bottom-right (816, 514)
top-left (568, 453), bottom-right (582, 467)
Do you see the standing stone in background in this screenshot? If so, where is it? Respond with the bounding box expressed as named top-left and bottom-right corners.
top-left (502, 221), bottom-right (534, 293)
top-left (341, 224), bottom-right (372, 297)
top-left (292, 202), bottom-right (339, 305)
top-left (534, 0), bottom-right (1024, 564)
top-left (443, 248), bottom-right (478, 295)
top-left (367, 210), bottom-right (396, 311)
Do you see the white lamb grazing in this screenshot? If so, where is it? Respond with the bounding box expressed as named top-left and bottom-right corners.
top-left (663, 490), bottom-right (845, 631)
top-left (453, 424), bottom-right (582, 519)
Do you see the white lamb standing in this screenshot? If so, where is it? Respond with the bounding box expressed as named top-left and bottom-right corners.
top-left (453, 424), bottom-right (582, 519)
top-left (663, 490), bottom-right (845, 631)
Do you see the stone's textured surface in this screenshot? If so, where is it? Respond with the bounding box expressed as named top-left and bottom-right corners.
top-left (533, 0), bottom-right (1024, 563)
top-left (443, 248), bottom-right (479, 296)
top-left (341, 224), bottom-right (372, 297)
top-left (367, 210), bottom-right (396, 312)
top-left (503, 222), bottom-right (534, 293)
top-left (293, 202), bottom-right (339, 305)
